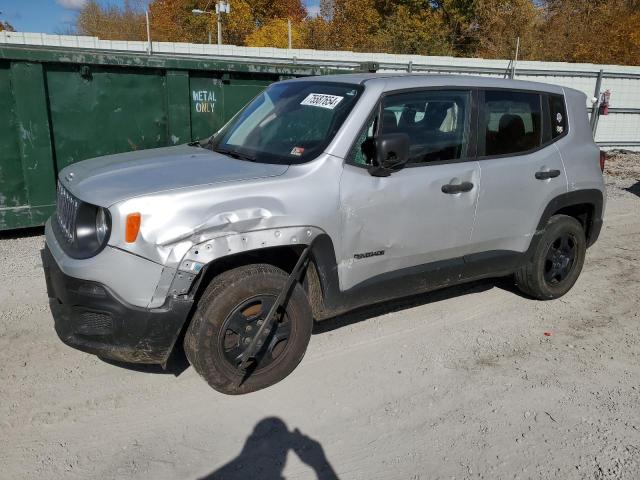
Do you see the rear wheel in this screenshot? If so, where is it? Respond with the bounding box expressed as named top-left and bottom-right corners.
top-left (515, 214), bottom-right (586, 300)
top-left (184, 264), bottom-right (313, 395)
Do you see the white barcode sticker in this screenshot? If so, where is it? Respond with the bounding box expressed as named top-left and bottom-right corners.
top-left (300, 93), bottom-right (344, 109)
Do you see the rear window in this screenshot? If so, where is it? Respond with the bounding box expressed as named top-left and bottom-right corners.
top-left (480, 90), bottom-right (542, 156)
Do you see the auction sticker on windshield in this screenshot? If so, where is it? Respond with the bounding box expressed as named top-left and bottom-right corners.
top-left (300, 93), bottom-right (344, 109)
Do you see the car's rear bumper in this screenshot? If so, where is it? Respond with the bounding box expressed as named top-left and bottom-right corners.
top-left (42, 246), bottom-right (193, 365)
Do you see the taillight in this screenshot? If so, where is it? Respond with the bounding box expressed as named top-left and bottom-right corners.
top-left (599, 150), bottom-right (606, 172)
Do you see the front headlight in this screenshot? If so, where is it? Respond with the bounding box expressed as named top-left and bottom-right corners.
top-left (96, 207), bottom-right (109, 245)
top-left (54, 183), bottom-right (111, 259)
top-left (58, 204), bottom-right (111, 259)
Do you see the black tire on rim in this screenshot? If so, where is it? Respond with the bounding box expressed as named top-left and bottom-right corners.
top-left (515, 214), bottom-right (586, 300)
top-left (184, 264), bottom-right (313, 395)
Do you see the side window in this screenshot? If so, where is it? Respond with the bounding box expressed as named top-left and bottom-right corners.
top-left (548, 94), bottom-right (567, 139)
top-left (481, 90), bottom-right (542, 156)
top-left (381, 90), bottom-right (471, 164)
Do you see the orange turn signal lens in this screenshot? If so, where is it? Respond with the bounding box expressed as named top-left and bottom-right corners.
top-left (125, 213), bottom-right (141, 243)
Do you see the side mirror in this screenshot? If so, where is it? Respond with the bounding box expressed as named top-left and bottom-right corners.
top-left (368, 133), bottom-right (410, 177)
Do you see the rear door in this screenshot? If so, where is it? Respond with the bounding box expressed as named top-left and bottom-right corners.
top-left (338, 88), bottom-right (481, 290)
top-left (470, 89), bottom-right (568, 254)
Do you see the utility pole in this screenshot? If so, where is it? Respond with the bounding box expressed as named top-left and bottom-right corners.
top-left (145, 10), bottom-right (152, 55)
top-left (288, 19), bottom-right (292, 49)
top-left (193, 2), bottom-right (230, 46)
top-left (510, 36), bottom-right (520, 79)
top-left (215, 1), bottom-right (230, 46)
top-left (217, 13), bottom-right (222, 45)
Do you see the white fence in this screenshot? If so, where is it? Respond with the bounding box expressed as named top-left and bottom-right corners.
top-left (2, 31), bottom-right (639, 149)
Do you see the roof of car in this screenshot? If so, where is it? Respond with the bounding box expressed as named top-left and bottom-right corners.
top-left (286, 73), bottom-right (568, 95)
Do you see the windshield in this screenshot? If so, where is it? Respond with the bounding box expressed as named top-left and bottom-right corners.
top-left (210, 82), bottom-right (363, 164)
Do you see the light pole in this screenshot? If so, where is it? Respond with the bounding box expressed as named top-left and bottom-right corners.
top-left (192, 1), bottom-right (230, 46)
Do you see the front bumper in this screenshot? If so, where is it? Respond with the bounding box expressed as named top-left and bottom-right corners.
top-left (42, 246), bottom-right (193, 365)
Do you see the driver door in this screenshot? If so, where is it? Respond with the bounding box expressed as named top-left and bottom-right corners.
top-left (337, 89), bottom-right (481, 291)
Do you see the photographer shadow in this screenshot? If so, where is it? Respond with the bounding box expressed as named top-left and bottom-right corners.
top-left (200, 417), bottom-right (338, 480)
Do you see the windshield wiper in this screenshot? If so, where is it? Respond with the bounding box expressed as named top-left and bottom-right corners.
top-left (214, 147), bottom-right (257, 162)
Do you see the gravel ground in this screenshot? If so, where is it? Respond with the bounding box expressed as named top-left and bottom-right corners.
top-left (1, 153), bottom-right (639, 479)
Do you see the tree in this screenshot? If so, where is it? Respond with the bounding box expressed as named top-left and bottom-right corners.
top-left (72, 0), bottom-right (640, 65)
top-left (538, 0), bottom-right (640, 64)
top-left (472, 0), bottom-right (542, 60)
top-left (309, 0), bottom-right (383, 51)
top-left (378, 5), bottom-right (454, 56)
top-left (245, 19), bottom-right (302, 48)
top-left (76, 0), bottom-right (146, 40)
top-left (0, 21), bottom-right (15, 32)
top-left (250, 0), bottom-right (307, 24)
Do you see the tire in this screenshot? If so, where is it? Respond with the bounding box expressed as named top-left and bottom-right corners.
top-left (515, 214), bottom-right (586, 300)
top-left (184, 264), bottom-right (312, 395)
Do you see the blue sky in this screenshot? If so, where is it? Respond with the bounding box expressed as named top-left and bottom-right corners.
top-left (0, 0), bottom-right (320, 34)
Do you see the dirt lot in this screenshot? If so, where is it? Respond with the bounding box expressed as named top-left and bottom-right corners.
top-left (1, 154), bottom-right (639, 480)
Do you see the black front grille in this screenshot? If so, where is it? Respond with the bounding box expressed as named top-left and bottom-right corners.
top-left (56, 182), bottom-right (79, 243)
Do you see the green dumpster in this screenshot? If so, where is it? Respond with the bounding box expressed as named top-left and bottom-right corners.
top-left (0, 45), bottom-right (347, 230)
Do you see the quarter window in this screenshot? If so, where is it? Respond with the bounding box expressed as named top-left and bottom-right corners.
top-left (381, 90), bottom-right (471, 163)
top-left (481, 91), bottom-right (542, 156)
top-left (548, 94), bottom-right (567, 139)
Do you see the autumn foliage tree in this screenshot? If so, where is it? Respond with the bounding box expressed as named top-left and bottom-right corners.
top-left (77, 0), bottom-right (146, 40)
top-left (74, 0), bottom-right (640, 65)
top-left (0, 21), bottom-right (15, 32)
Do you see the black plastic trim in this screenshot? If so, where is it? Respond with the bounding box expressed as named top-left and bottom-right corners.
top-left (533, 189), bottom-right (604, 248)
top-left (42, 246), bottom-right (192, 365)
top-left (309, 234), bottom-right (524, 320)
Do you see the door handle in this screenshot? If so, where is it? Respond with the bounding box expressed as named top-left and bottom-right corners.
top-left (535, 169), bottom-right (561, 180)
top-left (441, 181), bottom-right (474, 194)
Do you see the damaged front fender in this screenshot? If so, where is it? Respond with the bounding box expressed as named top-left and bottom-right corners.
top-left (147, 226), bottom-right (326, 308)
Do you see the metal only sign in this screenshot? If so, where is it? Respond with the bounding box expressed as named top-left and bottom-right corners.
top-left (192, 90), bottom-right (216, 113)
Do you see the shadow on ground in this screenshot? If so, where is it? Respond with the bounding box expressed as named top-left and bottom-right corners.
top-left (314, 276), bottom-right (523, 335)
top-left (200, 417), bottom-right (339, 480)
top-left (625, 180), bottom-right (640, 198)
top-left (0, 226), bottom-right (44, 240)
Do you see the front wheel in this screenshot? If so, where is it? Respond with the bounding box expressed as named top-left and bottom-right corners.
top-left (184, 264), bottom-right (313, 395)
top-left (515, 214), bottom-right (586, 300)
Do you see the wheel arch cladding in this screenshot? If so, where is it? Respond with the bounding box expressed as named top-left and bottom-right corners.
top-left (187, 232), bottom-right (342, 322)
top-left (536, 189), bottom-right (604, 247)
top-left (191, 244), bottom-right (306, 301)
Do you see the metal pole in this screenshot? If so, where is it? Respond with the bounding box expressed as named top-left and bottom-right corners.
top-left (511, 36), bottom-right (519, 79)
top-left (217, 13), bottom-right (222, 45)
top-left (591, 69), bottom-right (604, 135)
top-left (145, 10), bottom-right (152, 55)
top-left (287, 19), bottom-right (292, 49)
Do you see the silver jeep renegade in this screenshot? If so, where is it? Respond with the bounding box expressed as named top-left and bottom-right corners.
top-left (42, 74), bottom-right (605, 394)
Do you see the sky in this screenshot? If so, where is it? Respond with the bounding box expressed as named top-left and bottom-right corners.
top-left (0, 0), bottom-right (321, 34)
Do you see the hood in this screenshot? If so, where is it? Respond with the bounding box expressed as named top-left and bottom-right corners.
top-left (58, 144), bottom-right (289, 207)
